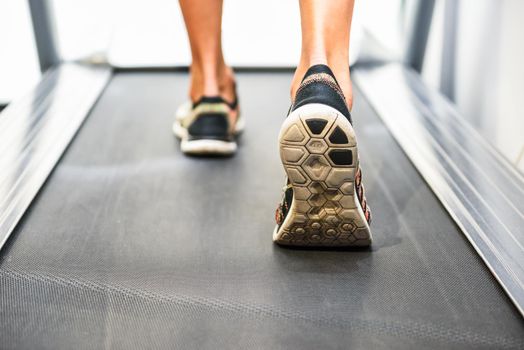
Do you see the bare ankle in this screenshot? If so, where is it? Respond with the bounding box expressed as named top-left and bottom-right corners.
top-left (329, 61), bottom-right (353, 110)
top-left (217, 66), bottom-right (236, 104)
top-left (189, 63), bottom-right (236, 104)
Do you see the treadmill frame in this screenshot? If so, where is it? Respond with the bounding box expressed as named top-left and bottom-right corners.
top-left (0, 0), bottom-right (522, 316)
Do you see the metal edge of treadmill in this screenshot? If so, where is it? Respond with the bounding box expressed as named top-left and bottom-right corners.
top-left (354, 63), bottom-right (524, 317)
top-left (0, 63), bottom-right (112, 250)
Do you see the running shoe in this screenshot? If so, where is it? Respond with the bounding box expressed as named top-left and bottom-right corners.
top-left (274, 64), bottom-right (372, 247)
top-left (173, 93), bottom-right (243, 155)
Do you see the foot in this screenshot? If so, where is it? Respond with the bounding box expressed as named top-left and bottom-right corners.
top-left (173, 93), bottom-right (243, 156)
top-left (273, 64), bottom-right (372, 247)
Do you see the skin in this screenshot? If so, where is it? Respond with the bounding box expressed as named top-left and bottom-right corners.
top-left (178, 0), bottom-right (236, 104)
top-left (179, 0), bottom-right (355, 109)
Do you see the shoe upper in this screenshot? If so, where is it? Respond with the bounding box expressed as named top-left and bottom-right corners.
top-left (178, 95), bottom-right (239, 142)
top-left (276, 64), bottom-right (372, 229)
top-left (291, 64), bottom-right (352, 124)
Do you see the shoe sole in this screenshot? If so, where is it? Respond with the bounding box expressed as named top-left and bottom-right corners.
top-left (173, 118), bottom-right (244, 156)
top-left (273, 103), bottom-right (372, 247)
top-left (181, 139), bottom-right (237, 155)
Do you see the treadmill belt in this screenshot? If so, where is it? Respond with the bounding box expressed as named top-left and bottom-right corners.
top-left (1, 72), bottom-right (523, 350)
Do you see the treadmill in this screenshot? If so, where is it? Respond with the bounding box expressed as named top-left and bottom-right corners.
top-left (1, 2), bottom-right (523, 349)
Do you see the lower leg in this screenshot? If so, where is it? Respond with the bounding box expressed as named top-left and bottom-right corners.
top-left (179, 0), bottom-right (235, 103)
top-left (293, 0), bottom-right (355, 109)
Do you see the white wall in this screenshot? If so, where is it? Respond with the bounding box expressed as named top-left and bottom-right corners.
top-left (495, 1), bottom-right (524, 171)
top-left (422, 0), bottom-right (524, 172)
top-left (45, 0), bottom-right (409, 66)
top-left (0, 0), bottom-right (40, 103)
top-left (3, 0), bottom-right (394, 102)
top-left (53, 0), bottom-right (365, 67)
top-left (0, 0), bottom-right (407, 101)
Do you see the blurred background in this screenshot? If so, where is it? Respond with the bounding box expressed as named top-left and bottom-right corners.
top-left (1, 0), bottom-right (523, 171)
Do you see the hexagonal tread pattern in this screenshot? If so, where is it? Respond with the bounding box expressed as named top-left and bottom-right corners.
top-left (282, 124), bottom-right (305, 143)
top-left (275, 106), bottom-right (372, 247)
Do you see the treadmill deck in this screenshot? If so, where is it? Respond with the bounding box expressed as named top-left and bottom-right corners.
top-left (1, 72), bottom-right (523, 349)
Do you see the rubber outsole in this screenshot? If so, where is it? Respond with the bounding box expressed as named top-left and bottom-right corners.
top-left (273, 104), bottom-right (372, 247)
top-left (181, 138), bottom-right (237, 155)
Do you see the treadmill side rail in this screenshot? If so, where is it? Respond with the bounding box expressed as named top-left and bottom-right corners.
top-left (354, 63), bottom-right (524, 317)
top-left (0, 63), bottom-right (111, 249)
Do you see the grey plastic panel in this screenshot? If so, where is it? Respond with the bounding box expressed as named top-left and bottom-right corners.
top-left (0, 63), bottom-right (111, 250)
top-left (354, 63), bottom-right (524, 317)
top-left (28, 0), bottom-right (60, 72)
top-left (1, 72), bottom-right (523, 349)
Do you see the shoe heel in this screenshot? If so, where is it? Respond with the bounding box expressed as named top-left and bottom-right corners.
top-left (274, 104), bottom-right (372, 247)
